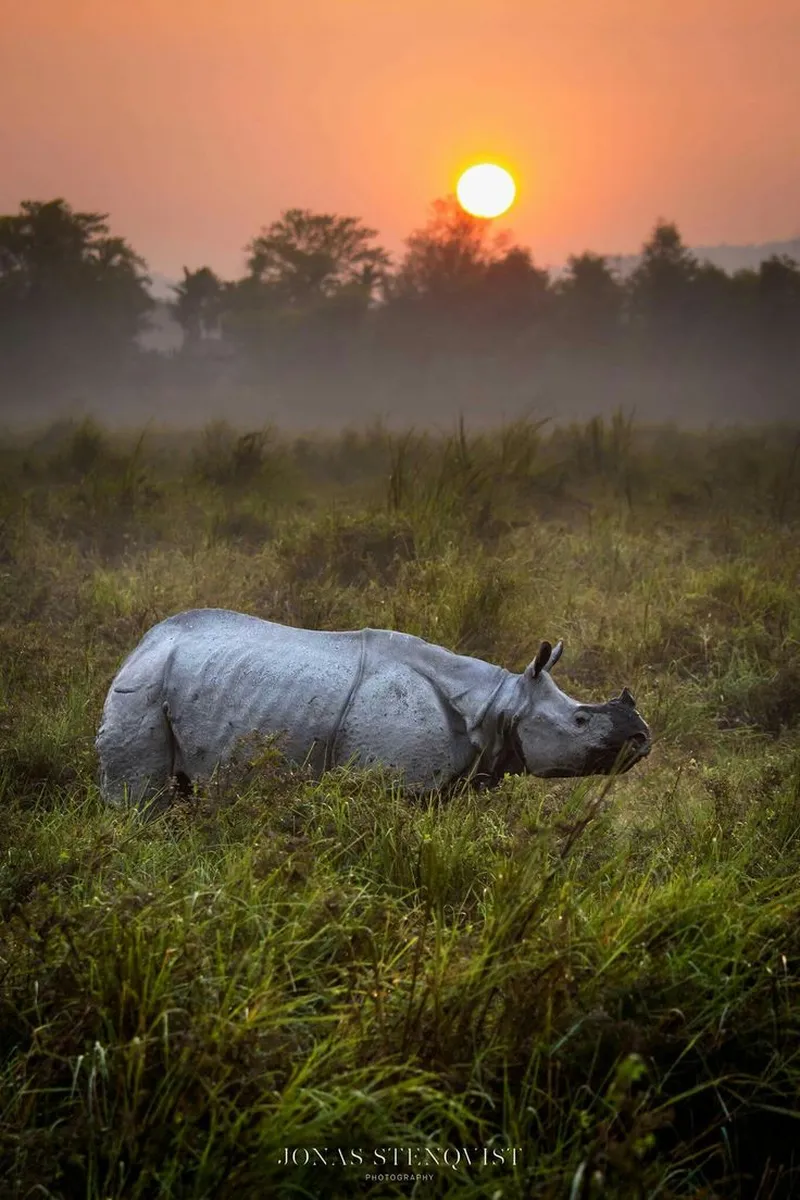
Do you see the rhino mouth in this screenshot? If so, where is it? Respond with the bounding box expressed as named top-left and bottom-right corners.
top-left (539, 733), bottom-right (651, 779)
top-left (613, 733), bottom-right (651, 772)
top-left (600, 703), bottom-right (652, 773)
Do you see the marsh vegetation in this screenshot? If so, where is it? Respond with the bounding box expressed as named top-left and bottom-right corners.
top-left (1, 416), bottom-right (799, 1197)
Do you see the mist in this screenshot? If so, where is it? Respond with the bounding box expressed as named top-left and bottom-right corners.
top-left (1, 199), bottom-right (798, 434)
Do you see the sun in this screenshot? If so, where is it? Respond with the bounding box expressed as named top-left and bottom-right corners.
top-left (456, 163), bottom-right (516, 219)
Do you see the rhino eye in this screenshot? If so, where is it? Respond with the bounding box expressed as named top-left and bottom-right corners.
top-left (574, 711), bottom-right (590, 727)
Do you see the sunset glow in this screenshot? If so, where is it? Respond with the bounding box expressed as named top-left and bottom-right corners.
top-left (0, 0), bottom-right (798, 278)
top-left (456, 164), bottom-right (516, 219)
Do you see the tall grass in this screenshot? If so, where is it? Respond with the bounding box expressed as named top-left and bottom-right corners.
top-left (1, 416), bottom-right (799, 1197)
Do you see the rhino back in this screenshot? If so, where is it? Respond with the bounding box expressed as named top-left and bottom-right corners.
top-left (159, 611), bottom-right (364, 771)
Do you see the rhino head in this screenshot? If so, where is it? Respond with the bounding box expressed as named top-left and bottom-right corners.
top-left (511, 640), bottom-right (651, 778)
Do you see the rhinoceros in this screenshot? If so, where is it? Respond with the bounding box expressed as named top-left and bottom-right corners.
top-left (95, 608), bottom-right (651, 807)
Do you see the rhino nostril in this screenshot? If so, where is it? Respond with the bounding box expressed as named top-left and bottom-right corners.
top-left (630, 731), bottom-right (649, 748)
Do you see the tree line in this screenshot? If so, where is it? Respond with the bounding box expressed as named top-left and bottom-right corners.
top-left (1, 196), bottom-right (798, 421)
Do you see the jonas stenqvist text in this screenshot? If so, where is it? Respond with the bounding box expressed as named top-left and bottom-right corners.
top-left (278, 1146), bottom-right (523, 1170)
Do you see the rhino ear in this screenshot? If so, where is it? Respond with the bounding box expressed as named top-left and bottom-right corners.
top-left (547, 640), bottom-right (564, 672)
top-left (526, 639), bottom-right (564, 680)
top-left (618, 686), bottom-right (636, 708)
top-left (526, 640), bottom-right (552, 680)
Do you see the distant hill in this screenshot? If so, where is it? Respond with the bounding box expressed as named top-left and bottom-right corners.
top-left (604, 237), bottom-right (800, 278)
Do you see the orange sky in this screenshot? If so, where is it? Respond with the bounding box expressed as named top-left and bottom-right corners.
top-left (2, 0), bottom-right (799, 280)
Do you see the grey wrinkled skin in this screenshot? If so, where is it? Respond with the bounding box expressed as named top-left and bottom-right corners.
top-left (95, 608), bottom-right (651, 807)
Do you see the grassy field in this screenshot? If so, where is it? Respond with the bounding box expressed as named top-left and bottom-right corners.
top-left (1, 415), bottom-right (799, 1199)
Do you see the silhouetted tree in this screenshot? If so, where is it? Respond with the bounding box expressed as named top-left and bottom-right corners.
top-left (757, 255), bottom-right (800, 336)
top-left (752, 255), bottom-right (800, 402)
top-left (481, 247), bottom-right (551, 328)
top-left (628, 220), bottom-right (698, 342)
top-left (225, 209), bottom-right (391, 371)
top-left (389, 196), bottom-right (552, 348)
top-left (245, 209), bottom-right (390, 310)
top-left (0, 198), bottom-right (152, 381)
top-left (680, 260), bottom-right (746, 358)
top-left (0, 199), bottom-right (151, 331)
top-left (172, 266), bottom-right (225, 343)
top-left (392, 196), bottom-right (501, 304)
top-left (556, 252), bottom-right (623, 345)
